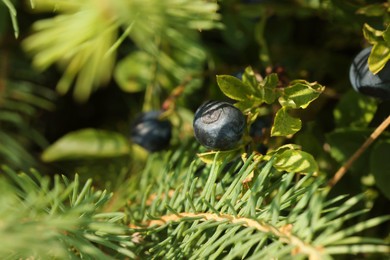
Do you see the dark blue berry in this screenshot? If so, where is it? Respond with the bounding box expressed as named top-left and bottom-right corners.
top-left (349, 47), bottom-right (390, 100)
top-left (249, 116), bottom-right (272, 140)
top-left (249, 116), bottom-right (271, 154)
top-left (255, 144), bottom-right (268, 154)
top-left (130, 111), bottom-right (172, 152)
top-left (234, 71), bottom-right (244, 80)
top-left (193, 101), bottom-right (246, 150)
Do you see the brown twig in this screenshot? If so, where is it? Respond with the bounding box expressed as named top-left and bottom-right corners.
top-left (328, 115), bottom-right (390, 187)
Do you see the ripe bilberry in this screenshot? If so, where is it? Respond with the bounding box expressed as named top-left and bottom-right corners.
top-left (193, 101), bottom-right (246, 150)
top-left (349, 47), bottom-right (390, 100)
top-left (130, 111), bottom-right (172, 152)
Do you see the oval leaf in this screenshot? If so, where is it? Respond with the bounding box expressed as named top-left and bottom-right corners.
top-left (273, 149), bottom-right (318, 174)
top-left (242, 66), bottom-right (259, 91)
top-left (42, 128), bottom-right (130, 162)
top-left (271, 107), bottom-right (302, 137)
top-left (363, 23), bottom-right (383, 44)
top-left (258, 73), bottom-right (279, 104)
top-left (217, 75), bottom-right (254, 101)
top-left (383, 24), bottom-right (390, 44)
top-left (279, 80), bottom-right (324, 109)
top-left (197, 148), bottom-right (241, 164)
top-left (368, 42), bottom-right (390, 74)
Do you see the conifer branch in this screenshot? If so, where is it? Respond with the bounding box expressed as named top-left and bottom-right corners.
top-left (131, 212), bottom-right (325, 259)
top-left (0, 166), bottom-right (136, 259)
top-left (126, 145), bottom-right (390, 259)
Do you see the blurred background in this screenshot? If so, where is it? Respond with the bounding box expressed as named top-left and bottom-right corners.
top-left (0, 0), bottom-right (389, 230)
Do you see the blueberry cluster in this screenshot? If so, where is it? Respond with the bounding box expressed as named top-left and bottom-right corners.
top-left (130, 111), bottom-right (172, 152)
top-left (349, 47), bottom-right (390, 100)
top-left (193, 101), bottom-right (246, 150)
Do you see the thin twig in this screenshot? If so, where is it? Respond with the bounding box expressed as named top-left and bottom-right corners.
top-left (328, 115), bottom-right (390, 187)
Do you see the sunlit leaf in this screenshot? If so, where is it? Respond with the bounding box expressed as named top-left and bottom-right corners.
top-left (197, 148), bottom-right (242, 164)
top-left (217, 75), bottom-right (254, 101)
top-left (279, 80), bottom-right (324, 109)
top-left (262, 143), bottom-right (302, 161)
top-left (271, 107), bottom-right (301, 137)
top-left (234, 99), bottom-right (262, 113)
top-left (2, 0), bottom-right (19, 38)
top-left (257, 73), bottom-right (279, 104)
top-left (368, 42), bottom-right (390, 74)
top-left (383, 24), bottom-right (390, 44)
top-left (41, 128), bottom-right (130, 162)
top-left (242, 66), bottom-right (259, 91)
top-left (273, 149), bottom-right (318, 174)
top-left (363, 23), bottom-right (383, 44)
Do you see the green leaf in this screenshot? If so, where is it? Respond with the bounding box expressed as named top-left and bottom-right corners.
top-left (114, 51), bottom-right (153, 92)
top-left (2, 0), bottom-right (19, 38)
top-left (273, 149), bottom-right (318, 174)
top-left (383, 24), bottom-right (390, 44)
top-left (368, 42), bottom-right (390, 74)
top-left (234, 99), bottom-right (262, 113)
top-left (41, 128), bottom-right (130, 162)
top-left (216, 75), bottom-right (254, 101)
top-left (263, 143), bottom-right (301, 158)
top-left (370, 140), bottom-right (390, 200)
top-left (241, 66), bottom-right (259, 91)
top-left (363, 23), bottom-right (383, 44)
top-left (357, 4), bottom-right (387, 17)
top-left (257, 73), bottom-right (279, 104)
top-left (333, 89), bottom-right (377, 128)
top-left (279, 80), bottom-right (324, 109)
top-left (197, 148), bottom-right (242, 164)
top-left (271, 107), bottom-right (301, 137)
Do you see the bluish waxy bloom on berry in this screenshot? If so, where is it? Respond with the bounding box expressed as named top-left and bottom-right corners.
top-left (349, 47), bottom-right (390, 100)
top-left (131, 111), bottom-right (172, 152)
top-left (193, 100), bottom-right (246, 150)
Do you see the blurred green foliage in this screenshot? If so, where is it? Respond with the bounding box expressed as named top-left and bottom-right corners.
top-left (0, 0), bottom-right (390, 258)
top-left (0, 0), bottom-right (388, 196)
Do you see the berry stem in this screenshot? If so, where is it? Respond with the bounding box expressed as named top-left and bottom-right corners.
top-left (328, 115), bottom-right (390, 187)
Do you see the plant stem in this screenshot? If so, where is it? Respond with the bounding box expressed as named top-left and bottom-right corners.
top-left (328, 115), bottom-right (390, 187)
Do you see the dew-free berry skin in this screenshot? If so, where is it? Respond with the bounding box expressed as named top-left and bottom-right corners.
top-left (193, 101), bottom-right (246, 150)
